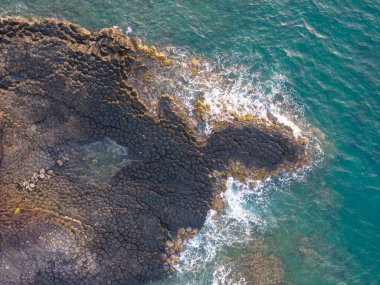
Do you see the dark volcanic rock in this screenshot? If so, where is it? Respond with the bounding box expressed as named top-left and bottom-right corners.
top-left (0, 17), bottom-right (307, 284)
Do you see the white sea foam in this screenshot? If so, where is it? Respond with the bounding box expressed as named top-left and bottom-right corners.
top-left (173, 179), bottom-right (268, 280)
top-left (302, 19), bottom-right (327, 39)
top-left (212, 264), bottom-right (247, 285)
top-left (125, 26), bottom-right (133, 34)
top-left (271, 111), bottom-right (302, 137)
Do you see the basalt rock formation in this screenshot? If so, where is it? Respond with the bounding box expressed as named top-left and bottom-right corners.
top-left (0, 17), bottom-right (307, 284)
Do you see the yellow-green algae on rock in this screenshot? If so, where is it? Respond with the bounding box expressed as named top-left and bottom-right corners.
top-left (0, 17), bottom-right (308, 284)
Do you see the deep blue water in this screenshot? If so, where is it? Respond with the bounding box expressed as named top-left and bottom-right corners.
top-left (1, 1), bottom-right (379, 284)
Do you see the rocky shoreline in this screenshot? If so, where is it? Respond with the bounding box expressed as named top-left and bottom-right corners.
top-left (0, 17), bottom-right (308, 284)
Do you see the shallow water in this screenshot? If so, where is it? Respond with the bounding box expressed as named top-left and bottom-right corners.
top-left (1, 1), bottom-right (379, 284)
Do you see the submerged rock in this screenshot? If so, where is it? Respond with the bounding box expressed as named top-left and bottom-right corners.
top-left (0, 17), bottom-right (308, 284)
top-left (232, 252), bottom-right (285, 285)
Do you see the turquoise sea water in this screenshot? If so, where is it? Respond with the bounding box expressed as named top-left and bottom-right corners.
top-left (1, 1), bottom-right (379, 284)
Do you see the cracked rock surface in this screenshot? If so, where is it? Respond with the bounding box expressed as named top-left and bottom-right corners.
top-left (0, 17), bottom-right (306, 284)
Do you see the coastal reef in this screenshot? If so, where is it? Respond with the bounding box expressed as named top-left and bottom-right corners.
top-left (0, 17), bottom-right (308, 284)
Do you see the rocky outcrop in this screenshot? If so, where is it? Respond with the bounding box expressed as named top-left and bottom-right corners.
top-left (0, 17), bottom-right (307, 284)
